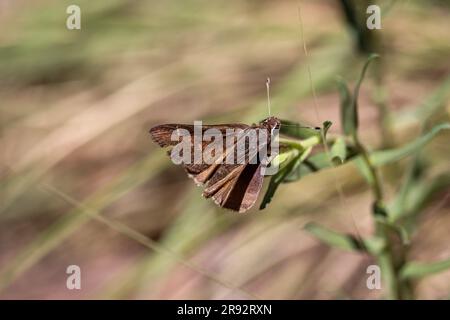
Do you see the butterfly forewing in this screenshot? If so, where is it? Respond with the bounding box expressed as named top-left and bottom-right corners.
top-left (149, 117), bottom-right (279, 212)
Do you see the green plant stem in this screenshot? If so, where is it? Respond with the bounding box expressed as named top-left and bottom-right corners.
top-left (353, 135), bottom-right (383, 202)
top-left (283, 123), bottom-right (418, 299)
top-left (352, 133), bottom-right (408, 299)
top-left (370, 57), bottom-right (413, 300)
top-left (279, 135), bottom-right (321, 151)
top-left (354, 135), bottom-right (395, 299)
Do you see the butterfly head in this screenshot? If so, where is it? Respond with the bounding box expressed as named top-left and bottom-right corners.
top-left (261, 116), bottom-right (281, 132)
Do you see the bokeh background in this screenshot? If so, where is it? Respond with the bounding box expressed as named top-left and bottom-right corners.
top-left (0, 0), bottom-right (449, 299)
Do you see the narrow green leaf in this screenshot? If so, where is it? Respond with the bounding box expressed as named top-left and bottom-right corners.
top-left (388, 158), bottom-right (426, 219)
top-left (284, 146), bottom-right (340, 182)
top-left (400, 258), bottom-right (450, 279)
top-left (337, 54), bottom-right (378, 136)
top-left (279, 119), bottom-right (321, 139)
top-left (281, 147), bottom-right (313, 183)
top-left (355, 123), bottom-right (450, 184)
top-left (353, 158), bottom-right (374, 186)
top-left (370, 123), bottom-right (450, 166)
top-left (264, 123), bottom-right (449, 211)
top-left (336, 78), bottom-right (354, 135)
top-left (305, 223), bottom-right (388, 254)
top-left (300, 122), bottom-right (449, 178)
top-left (304, 222), bottom-right (364, 251)
top-left (321, 121), bottom-right (333, 139)
top-left (283, 161), bottom-right (316, 183)
top-left (330, 137), bottom-right (347, 164)
top-left (352, 54), bottom-right (379, 129)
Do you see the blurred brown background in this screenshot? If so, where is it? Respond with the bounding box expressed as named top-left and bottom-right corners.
top-left (0, 0), bottom-right (449, 299)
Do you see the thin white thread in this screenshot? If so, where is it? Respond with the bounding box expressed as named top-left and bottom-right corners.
top-left (297, 1), bottom-right (366, 246)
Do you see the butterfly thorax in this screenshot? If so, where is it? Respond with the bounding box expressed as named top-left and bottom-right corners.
top-left (257, 116), bottom-right (281, 132)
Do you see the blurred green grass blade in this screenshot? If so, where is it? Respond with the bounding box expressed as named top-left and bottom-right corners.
top-left (1, 68), bottom-right (188, 215)
top-left (0, 152), bottom-right (167, 292)
top-left (414, 74), bottom-right (450, 121)
top-left (304, 222), bottom-right (364, 251)
top-left (88, 206), bottom-right (258, 299)
top-left (45, 184), bottom-right (259, 299)
top-left (400, 258), bottom-right (450, 279)
top-left (389, 173), bottom-right (450, 221)
top-left (100, 197), bottom-right (213, 298)
top-left (100, 193), bottom-right (237, 299)
top-left (370, 123), bottom-right (450, 166)
top-left (397, 74), bottom-right (450, 125)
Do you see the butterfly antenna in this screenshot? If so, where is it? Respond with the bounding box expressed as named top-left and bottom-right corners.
top-left (280, 123), bottom-right (320, 129)
top-left (266, 77), bottom-right (271, 116)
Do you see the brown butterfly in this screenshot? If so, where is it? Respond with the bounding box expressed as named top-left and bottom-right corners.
top-left (149, 116), bottom-right (281, 212)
